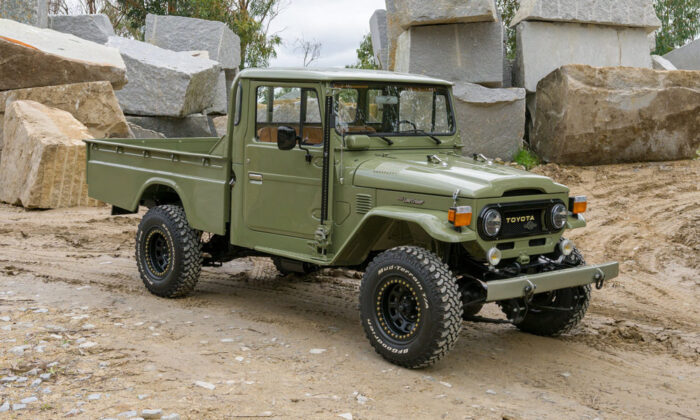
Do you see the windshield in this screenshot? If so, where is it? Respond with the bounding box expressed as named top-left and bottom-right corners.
top-left (332, 84), bottom-right (455, 137)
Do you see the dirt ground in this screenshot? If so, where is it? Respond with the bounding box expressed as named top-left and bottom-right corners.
top-left (0, 160), bottom-right (698, 419)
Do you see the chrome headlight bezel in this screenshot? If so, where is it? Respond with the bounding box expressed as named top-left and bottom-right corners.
top-left (481, 208), bottom-right (502, 238)
top-left (550, 203), bottom-right (568, 230)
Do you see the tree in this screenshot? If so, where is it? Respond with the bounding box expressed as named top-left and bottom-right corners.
top-left (294, 37), bottom-right (322, 67)
top-left (347, 33), bottom-right (379, 70)
top-left (113, 0), bottom-right (283, 68)
top-left (229, 0), bottom-right (284, 68)
top-left (653, 0), bottom-right (700, 55)
top-left (497, 0), bottom-right (520, 60)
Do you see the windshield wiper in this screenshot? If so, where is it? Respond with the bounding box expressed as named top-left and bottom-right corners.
top-left (368, 134), bottom-right (394, 145)
top-left (400, 129), bottom-right (442, 145)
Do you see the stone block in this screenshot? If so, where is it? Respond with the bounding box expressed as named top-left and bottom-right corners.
top-left (663, 38), bottom-right (700, 71)
top-left (0, 101), bottom-right (100, 208)
top-left (206, 69), bottom-right (235, 115)
top-left (0, 19), bottom-right (126, 91)
top-left (125, 115), bottom-right (215, 138)
top-left (651, 55), bottom-right (677, 70)
top-left (144, 14), bottom-right (240, 70)
top-left (511, 0), bottom-right (660, 32)
top-left (213, 115), bottom-right (227, 137)
top-left (395, 0), bottom-right (497, 29)
top-left (532, 65), bottom-right (700, 165)
top-left (0, 82), bottom-right (130, 152)
top-left (107, 36), bottom-right (220, 117)
top-left (385, 0), bottom-right (403, 70)
top-left (48, 14), bottom-right (115, 44)
top-left (515, 21), bottom-right (652, 92)
top-left (370, 9), bottom-right (389, 69)
top-left (395, 22), bottom-right (503, 87)
top-left (453, 83), bottom-right (526, 160)
top-left (127, 122), bottom-right (165, 139)
top-left (0, 0), bottom-right (47, 27)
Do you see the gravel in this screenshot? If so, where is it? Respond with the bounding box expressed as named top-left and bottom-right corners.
top-left (141, 408), bottom-right (163, 418)
top-left (195, 381), bottom-right (216, 390)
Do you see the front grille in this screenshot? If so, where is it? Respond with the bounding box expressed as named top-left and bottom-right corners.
top-left (479, 199), bottom-right (564, 240)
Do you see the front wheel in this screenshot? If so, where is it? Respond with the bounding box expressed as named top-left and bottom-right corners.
top-left (135, 205), bottom-right (202, 298)
top-left (359, 246), bottom-right (462, 369)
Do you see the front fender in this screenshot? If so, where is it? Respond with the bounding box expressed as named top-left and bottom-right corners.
top-left (365, 206), bottom-right (477, 243)
top-left (331, 206), bottom-right (477, 266)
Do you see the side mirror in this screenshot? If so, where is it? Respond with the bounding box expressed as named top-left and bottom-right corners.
top-left (346, 135), bottom-right (370, 150)
top-left (277, 126), bottom-right (297, 150)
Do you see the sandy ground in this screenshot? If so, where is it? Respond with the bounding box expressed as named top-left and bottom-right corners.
top-left (0, 160), bottom-right (698, 419)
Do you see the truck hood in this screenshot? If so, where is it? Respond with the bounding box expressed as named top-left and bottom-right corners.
top-left (352, 154), bottom-right (568, 198)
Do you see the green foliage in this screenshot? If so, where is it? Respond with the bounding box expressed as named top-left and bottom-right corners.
top-left (112, 0), bottom-right (282, 68)
top-left (513, 148), bottom-right (540, 170)
top-left (653, 0), bottom-right (700, 55)
top-left (347, 33), bottom-right (380, 70)
top-left (497, 0), bottom-right (520, 60)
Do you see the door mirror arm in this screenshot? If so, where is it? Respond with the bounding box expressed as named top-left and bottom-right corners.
top-left (297, 137), bottom-right (313, 163)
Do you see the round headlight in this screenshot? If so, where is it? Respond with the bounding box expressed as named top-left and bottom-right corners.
top-left (551, 203), bottom-right (568, 230)
top-left (482, 209), bottom-right (502, 237)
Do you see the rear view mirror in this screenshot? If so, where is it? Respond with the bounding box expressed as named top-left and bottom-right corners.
top-left (277, 126), bottom-right (297, 150)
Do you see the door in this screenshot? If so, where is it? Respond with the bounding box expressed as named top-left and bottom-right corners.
top-left (243, 84), bottom-right (325, 239)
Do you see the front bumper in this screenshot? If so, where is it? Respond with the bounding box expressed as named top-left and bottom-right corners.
top-left (484, 262), bottom-right (619, 302)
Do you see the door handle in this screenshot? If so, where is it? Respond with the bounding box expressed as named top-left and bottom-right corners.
top-left (248, 173), bottom-right (263, 183)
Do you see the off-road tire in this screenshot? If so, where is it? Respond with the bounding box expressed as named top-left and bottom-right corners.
top-left (359, 246), bottom-right (462, 369)
top-left (512, 285), bottom-right (591, 337)
top-left (504, 246), bottom-right (590, 336)
top-left (135, 205), bottom-right (202, 298)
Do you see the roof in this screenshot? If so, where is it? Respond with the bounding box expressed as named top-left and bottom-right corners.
top-left (237, 67), bottom-right (453, 86)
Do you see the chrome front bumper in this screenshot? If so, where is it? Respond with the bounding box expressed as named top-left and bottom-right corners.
top-left (484, 262), bottom-right (619, 302)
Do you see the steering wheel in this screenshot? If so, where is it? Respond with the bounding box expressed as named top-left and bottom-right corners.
top-left (398, 120), bottom-right (418, 132)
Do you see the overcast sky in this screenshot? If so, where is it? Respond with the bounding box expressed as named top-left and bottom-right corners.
top-left (63, 0), bottom-right (386, 68)
top-left (268, 0), bottom-right (385, 68)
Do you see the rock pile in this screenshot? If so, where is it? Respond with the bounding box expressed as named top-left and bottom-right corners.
top-left (371, 0), bottom-right (524, 159)
top-left (0, 11), bottom-right (240, 209)
top-left (0, 18), bottom-right (131, 209)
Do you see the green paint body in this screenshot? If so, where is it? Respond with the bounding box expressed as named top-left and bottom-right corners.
top-left (86, 69), bottom-right (617, 296)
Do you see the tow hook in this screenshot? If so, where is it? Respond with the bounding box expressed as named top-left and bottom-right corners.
top-left (593, 268), bottom-right (606, 290)
top-left (523, 278), bottom-right (536, 302)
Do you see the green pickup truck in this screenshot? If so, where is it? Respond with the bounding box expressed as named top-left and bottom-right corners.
top-left (86, 68), bottom-right (618, 368)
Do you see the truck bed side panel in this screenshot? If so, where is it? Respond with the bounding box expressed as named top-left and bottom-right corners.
top-left (86, 140), bottom-right (230, 235)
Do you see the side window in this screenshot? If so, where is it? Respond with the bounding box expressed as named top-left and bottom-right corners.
top-left (255, 86), bottom-right (323, 146)
top-left (234, 82), bottom-right (242, 126)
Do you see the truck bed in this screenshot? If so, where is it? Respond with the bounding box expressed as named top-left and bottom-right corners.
top-left (85, 136), bottom-right (231, 235)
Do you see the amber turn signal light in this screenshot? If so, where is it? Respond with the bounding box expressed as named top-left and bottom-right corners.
top-left (569, 196), bottom-right (587, 214)
top-left (448, 206), bottom-right (472, 227)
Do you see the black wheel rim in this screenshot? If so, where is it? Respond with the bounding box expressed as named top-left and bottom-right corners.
top-left (376, 277), bottom-right (421, 341)
top-left (145, 228), bottom-right (171, 278)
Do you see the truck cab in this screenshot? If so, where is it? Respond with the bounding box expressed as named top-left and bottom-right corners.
top-left (86, 68), bottom-right (618, 368)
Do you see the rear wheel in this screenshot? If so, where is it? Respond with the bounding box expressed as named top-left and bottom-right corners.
top-left (135, 205), bottom-right (202, 298)
top-left (359, 246), bottom-right (462, 368)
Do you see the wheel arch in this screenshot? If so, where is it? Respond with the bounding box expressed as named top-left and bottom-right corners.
top-left (332, 206), bottom-right (478, 267)
top-left (131, 179), bottom-right (198, 229)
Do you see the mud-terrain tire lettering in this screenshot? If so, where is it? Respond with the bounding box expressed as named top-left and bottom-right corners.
top-left (359, 246), bottom-right (462, 368)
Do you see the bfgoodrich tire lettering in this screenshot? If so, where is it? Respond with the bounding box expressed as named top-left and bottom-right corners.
top-left (359, 246), bottom-right (462, 368)
top-left (135, 205), bottom-right (202, 298)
